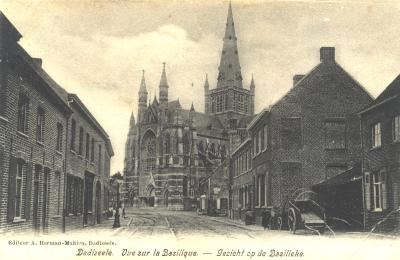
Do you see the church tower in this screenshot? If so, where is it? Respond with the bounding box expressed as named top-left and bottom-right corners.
top-left (205, 2), bottom-right (255, 130)
top-left (217, 2), bottom-right (242, 89)
top-left (159, 62), bottom-right (169, 105)
top-left (138, 70), bottom-right (148, 123)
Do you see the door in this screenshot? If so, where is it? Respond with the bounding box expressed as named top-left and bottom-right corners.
top-left (33, 167), bottom-right (40, 232)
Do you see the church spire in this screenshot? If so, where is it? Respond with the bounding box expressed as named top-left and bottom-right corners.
top-left (217, 1), bottom-right (243, 89)
top-left (159, 62), bottom-right (169, 104)
top-left (138, 70), bottom-right (148, 123)
top-left (139, 69), bottom-right (147, 93)
top-left (130, 112), bottom-right (135, 126)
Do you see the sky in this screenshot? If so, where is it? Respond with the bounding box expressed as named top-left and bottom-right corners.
top-left (1, 0), bottom-right (400, 174)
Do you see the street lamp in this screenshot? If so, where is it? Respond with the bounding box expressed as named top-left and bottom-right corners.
top-left (113, 181), bottom-right (121, 228)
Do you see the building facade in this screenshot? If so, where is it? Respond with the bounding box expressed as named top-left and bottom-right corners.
top-left (123, 3), bottom-right (255, 211)
top-left (0, 12), bottom-right (113, 233)
top-left (64, 94), bottom-right (113, 231)
top-left (360, 75), bottom-right (400, 231)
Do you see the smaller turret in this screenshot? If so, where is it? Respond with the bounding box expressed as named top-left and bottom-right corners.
top-left (138, 70), bottom-right (148, 123)
top-left (204, 74), bottom-right (210, 113)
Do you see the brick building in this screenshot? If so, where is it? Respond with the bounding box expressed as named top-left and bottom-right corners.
top-left (0, 12), bottom-right (113, 233)
top-left (230, 47), bottom-right (373, 226)
top-left (65, 94), bottom-right (113, 231)
top-left (359, 75), bottom-right (400, 231)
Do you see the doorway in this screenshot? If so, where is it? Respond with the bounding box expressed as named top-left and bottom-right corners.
top-left (95, 181), bottom-right (101, 224)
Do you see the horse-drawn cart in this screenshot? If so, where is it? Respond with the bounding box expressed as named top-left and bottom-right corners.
top-left (274, 189), bottom-right (333, 235)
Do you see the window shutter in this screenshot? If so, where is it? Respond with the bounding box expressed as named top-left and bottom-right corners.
top-left (382, 171), bottom-right (388, 210)
top-left (364, 172), bottom-right (371, 211)
top-left (7, 156), bottom-right (17, 222)
top-left (24, 163), bottom-right (33, 220)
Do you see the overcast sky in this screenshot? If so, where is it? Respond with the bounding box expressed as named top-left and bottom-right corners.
top-left (1, 0), bottom-right (400, 174)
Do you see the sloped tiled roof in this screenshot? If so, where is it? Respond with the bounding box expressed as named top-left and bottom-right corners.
top-left (14, 43), bottom-right (71, 113)
top-left (373, 74), bottom-right (400, 105)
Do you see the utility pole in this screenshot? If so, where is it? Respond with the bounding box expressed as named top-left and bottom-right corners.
top-left (113, 181), bottom-right (121, 228)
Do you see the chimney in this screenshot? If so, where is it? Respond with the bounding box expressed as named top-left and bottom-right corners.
top-left (33, 58), bottom-right (42, 67)
top-left (293, 74), bottom-right (305, 87)
top-left (320, 47), bottom-right (335, 63)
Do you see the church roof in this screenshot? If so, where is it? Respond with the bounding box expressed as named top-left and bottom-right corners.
top-left (217, 2), bottom-right (243, 89)
top-left (167, 99), bottom-right (182, 110)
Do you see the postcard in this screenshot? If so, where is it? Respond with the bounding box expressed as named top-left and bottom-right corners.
top-left (0, 0), bottom-right (399, 259)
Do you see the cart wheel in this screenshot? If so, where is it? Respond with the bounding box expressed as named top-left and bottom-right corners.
top-left (277, 217), bottom-right (283, 230)
top-left (288, 208), bottom-right (296, 234)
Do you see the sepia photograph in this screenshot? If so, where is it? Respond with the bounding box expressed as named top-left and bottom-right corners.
top-left (0, 0), bottom-right (400, 259)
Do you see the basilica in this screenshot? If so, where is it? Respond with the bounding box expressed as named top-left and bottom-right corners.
top-left (123, 3), bottom-right (256, 210)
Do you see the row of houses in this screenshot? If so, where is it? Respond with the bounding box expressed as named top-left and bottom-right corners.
top-left (229, 47), bottom-right (400, 231)
top-left (0, 12), bottom-right (113, 233)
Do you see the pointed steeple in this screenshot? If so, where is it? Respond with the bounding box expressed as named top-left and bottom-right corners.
top-left (159, 62), bottom-right (169, 104)
top-left (129, 112), bottom-right (137, 135)
top-left (138, 69), bottom-right (148, 123)
top-left (250, 73), bottom-right (255, 91)
top-left (139, 69), bottom-right (147, 93)
top-left (204, 73), bottom-right (209, 89)
top-left (190, 102), bottom-right (195, 112)
top-left (217, 1), bottom-right (243, 89)
top-left (130, 112), bottom-right (136, 126)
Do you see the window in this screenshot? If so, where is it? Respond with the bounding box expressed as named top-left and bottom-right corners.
top-left (217, 95), bottom-right (223, 112)
top-left (70, 119), bottom-right (76, 151)
top-left (225, 94), bottom-right (228, 110)
top-left (17, 93), bottom-right (29, 133)
top-left (78, 127), bottom-right (84, 155)
top-left (55, 172), bottom-right (61, 215)
top-left (281, 118), bottom-right (302, 149)
top-left (15, 162), bottom-right (24, 218)
top-left (36, 108), bottom-right (45, 143)
top-left (164, 133), bottom-right (171, 154)
top-left (244, 96), bottom-right (248, 114)
top-left (211, 97), bottom-right (215, 113)
top-left (372, 170), bottom-right (386, 211)
top-left (263, 124), bottom-right (268, 150)
top-left (258, 129), bottom-right (262, 153)
top-left (260, 174), bottom-right (265, 206)
top-left (85, 133), bottom-right (90, 159)
top-left (56, 123), bottom-right (63, 152)
top-left (371, 122), bottom-right (381, 148)
top-left (325, 121), bottom-right (346, 149)
top-left (91, 138), bottom-right (95, 162)
top-left (98, 145), bottom-right (102, 174)
top-left (393, 115), bottom-right (400, 142)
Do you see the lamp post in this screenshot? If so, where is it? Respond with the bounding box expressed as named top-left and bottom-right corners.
top-left (113, 181), bottom-right (121, 228)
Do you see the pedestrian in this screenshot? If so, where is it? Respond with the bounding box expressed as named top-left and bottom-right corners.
top-left (122, 207), bottom-right (126, 219)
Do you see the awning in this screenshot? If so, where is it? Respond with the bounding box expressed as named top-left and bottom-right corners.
top-left (313, 164), bottom-right (362, 188)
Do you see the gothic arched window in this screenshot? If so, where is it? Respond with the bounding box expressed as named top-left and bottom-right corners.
top-left (141, 130), bottom-right (156, 171)
top-left (183, 133), bottom-right (190, 154)
top-left (175, 130), bottom-right (179, 154)
top-left (164, 133), bottom-right (171, 154)
top-left (210, 143), bottom-right (215, 155)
